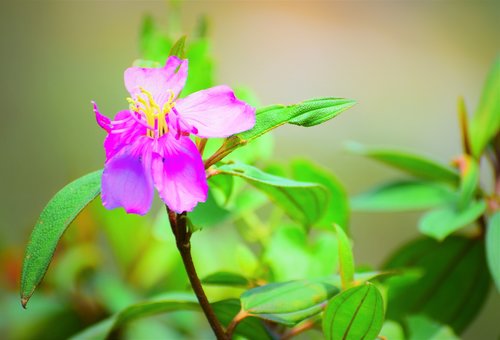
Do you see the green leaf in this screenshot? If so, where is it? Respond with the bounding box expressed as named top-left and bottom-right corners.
top-left (351, 180), bottom-right (456, 211)
top-left (322, 282), bottom-right (384, 340)
top-left (201, 271), bottom-right (250, 288)
top-left (241, 278), bottom-right (340, 326)
top-left (169, 35), bottom-right (187, 58)
top-left (380, 320), bottom-right (405, 340)
top-left (407, 315), bottom-right (459, 340)
top-left (21, 170), bottom-right (102, 308)
top-left (346, 142), bottom-right (459, 186)
top-left (418, 200), bottom-right (486, 241)
top-left (292, 159), bottom-right (349, 231)
top-left (486, 212), bottom-right (500, 292)
top-left (384, 236), bottom-right (490, 334)
top-left (216, 162), bottom-right (329, 226)
top-left (335, 224), bottom-right (354, 290)
top-left (469, 56), bottom-right (500, 158)
top-left (238, 97), bottom-right (355, 142)
top-left (264, 224), bottom-right (338, 281)
top-left (189, 188), bottom-right (230, 229)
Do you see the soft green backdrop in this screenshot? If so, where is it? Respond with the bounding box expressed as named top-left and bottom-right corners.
top-left (1, 1), bottom-right (498, 338)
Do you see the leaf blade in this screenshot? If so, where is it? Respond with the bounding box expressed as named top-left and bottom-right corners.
top-left (21, 170), bottom-right (102, 307)
top-left (486, 212), bottom-right (500, 292)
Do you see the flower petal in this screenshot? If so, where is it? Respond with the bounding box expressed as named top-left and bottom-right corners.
top-left (102, 110), bottom-right (147, 160)
top-left (93, 101), bottom-right (111, 132)
top-left (175, 85), bottom-right (256, 138)
top-left (101, 138), bottom-right (154, 215)
top-left (124, 56), bottom-right (188, 105)
top-left (152, 134), bottom-right (208, 213)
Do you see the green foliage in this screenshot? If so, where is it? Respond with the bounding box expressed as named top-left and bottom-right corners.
top-left (384, 236), bottom-right (490, 333)
top-left (486, 212), bottom-right (500, 292)
top-left (201, 271), bottom-right (250, 288)
top-left (241, 278), bottom-right (340, 326)
top-left (335, 224), bottom-right (354, 290)
top-left (216, 162), bottom-right (329, 226)
top-left (418, 200), bottom-right (486, 241)
top-left (351, 180), bottom-right (456, 211)
top-left (346, 142), bottom-right (459, 185)
top-left (407, 315), bottom-right (459, 340)
top-left (469, 57), bottom-right (500, 158)
top-left (322, 283), bottom-right (384, 340)
top-left (20, 170), bottom-right (102, 308)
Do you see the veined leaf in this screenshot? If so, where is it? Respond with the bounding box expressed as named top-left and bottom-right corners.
top-left (238, 97), bottom-right (355, 142)
top-left (384, 236), bottom-right (490, 334)
top-left (351, 180), bottom-right (456, 211)
top-left (241, 278), bottom-right (340, 326)
top-left (346, 142), bottom-right (459, 186)
top-left (216, 162), bottom-right (329, 226)
top-left (21, 170), bottom-right (102, 308)
top-left (292, 159), bottom-right (349, 231)
top-left (322, 282), bottom-right (384, 340)
top-left (486, 212), bottom-right (500, 292)
top-left (418, 200), bottom-right (486, 241)
top-left (335, 224), bottom-right (354, 290)
top-left (469, 57), bottom-right (500, 158)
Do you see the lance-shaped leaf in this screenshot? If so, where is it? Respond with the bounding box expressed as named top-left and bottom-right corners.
top-left (322, 282), bottom-right (384, 340)
top-left (241, 278), bottom-right (340, 326)
top-left (168, 35), bottom-right (186, 58)
top-left (335, 224), bottom-right (354, 290)
top-left (418, 200), bottom-right (486, 241)
top-left (216, 162), bottom-right (329, 226)
top-left (238, 98), bottom-right (355, 143)
top-left (469, 57), bottom-right (500, 158)
top-left (486, 212), bottom-right (500, 292)
top-left (21, 170), bottom-right (102, 308)
top-left (346, 142), bottom-right (459, 186)
top-left (201, 271), bottom-right (251, 288)
top-left (384, 236), bottom-right (490, 334)
top-left (351, 180), bottom-right (456, 211)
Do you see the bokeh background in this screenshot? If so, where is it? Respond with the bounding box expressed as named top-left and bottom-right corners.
top-left (1, 0), bottom-right (499, 338)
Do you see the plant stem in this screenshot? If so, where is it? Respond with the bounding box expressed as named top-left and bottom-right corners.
top-left (167, 207), bottom-right (228, 340)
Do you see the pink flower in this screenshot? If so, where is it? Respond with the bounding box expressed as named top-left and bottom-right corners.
top-left (93, 56), bottom-right (255, 215)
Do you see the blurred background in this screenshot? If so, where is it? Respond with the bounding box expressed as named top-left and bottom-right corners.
top-left (1, 0), bottom-right (499, 339)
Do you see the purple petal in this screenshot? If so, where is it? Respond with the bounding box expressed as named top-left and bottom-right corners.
top-left (175, 85), bottom-right (256, 138)
top-left (93, 101), bottom-right (111, 132)
top-left (101, 138), bottom-right (154, 215)
top-left (103, 110), bottom-right (147, 160)
top-left (124, 56), bottom-right (188, 106)
top-left (152, 134), bottom-right (208, 213)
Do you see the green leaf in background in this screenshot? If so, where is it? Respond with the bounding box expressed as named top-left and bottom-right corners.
top-left (457, 96), bottom-right (472, 155)
top-left (418, 200), bottom-right (486, 241)
top-left (322, 282), bottom-right (384, 340)
top-left (238, 97), bottom-right (355, 143)
top-left (346, 142), bottom-right (459, 186)
top-left (351, 180), bottom-right (456, 211)
top-left (380, 320), bottom-right (405, 340)
top-left (452, 154), bottom-right (480, 210)
top-left (264, 224), bottom-right (338, 281)
top-left (384, 236), bottom-right (490, 334)
top-left (486, 212), bottom-right (500, 292)
top-left (21, 170), bottom-right (102, 308)
top-left (469, 56), bottom-right (500, 158)
top-left (140, 15), bottom-right (172, 63)
top-left (407, 315), bottom-right (459, 340)
top-left (201, 271), bottom-right (250, 288)
top-left (168, 35), bottom-right (186, 58)
top-left (292, 159), bottom-right (349, 231)
top-left (189, 188), bottom-right (230, 229)
top-left (335, 224), bottom-right (354, 290)
top-left (241, 278), bottom-right (340, 326)
top-left (216, 162), bottom-right (329, 226)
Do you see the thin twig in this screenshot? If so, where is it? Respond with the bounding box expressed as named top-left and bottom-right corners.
top-left (166, 207), bottom-right (228, 339)
top-left (225, 310), bottom-right (249, 338)
top-left (281, 320), bottom-right (316, 340)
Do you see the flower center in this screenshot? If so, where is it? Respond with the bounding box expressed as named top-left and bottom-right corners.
top-left (127, 88), bottom-right (175, 138)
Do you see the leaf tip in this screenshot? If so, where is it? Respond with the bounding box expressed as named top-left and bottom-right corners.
top-left (21, 296), bottom-right (29, 309)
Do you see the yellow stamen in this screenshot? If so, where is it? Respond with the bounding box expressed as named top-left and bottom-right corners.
top-left (126, 88), bottom-right (176, 138)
